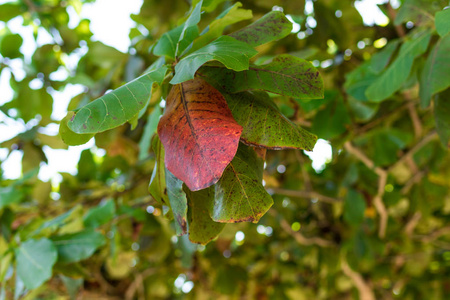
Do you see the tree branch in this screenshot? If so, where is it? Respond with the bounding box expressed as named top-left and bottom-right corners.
top-left (341, 256), bottom-right (376, 300)
top-left (344, 142), bottom-right (388, 238)
top-left (269, 187), bottom-right (341, 204)
top-left (270, 210), bottom-right (335, 247)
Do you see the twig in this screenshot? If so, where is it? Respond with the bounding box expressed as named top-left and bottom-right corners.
top-left (341, 256), bottom-right (376, 300)
top-left (404, 212), bottom-right (422, 237)
top-left (344, 142), bottom-right (388, 238)
top-left (125, 269), bottom-right (156, 300)
top-left (391, 131), bottom-right (438, 169)
top-left (400, 169), bottom-right (427, 194)
top-left (407, 101), bottom-right (423, 139)
top-left (417, 226), bottom-right (450, 243)
top-left (270, 188), bottom-right (341, 204)
top-left (387, 2), bottom-right (406, 37)
top-left (270, 210), bottom-right (335, 247)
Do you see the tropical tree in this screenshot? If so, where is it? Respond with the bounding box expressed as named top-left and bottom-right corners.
top-left (0, 0), bottom-right (449, 299)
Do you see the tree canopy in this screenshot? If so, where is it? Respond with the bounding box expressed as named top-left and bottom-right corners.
top-left (0, 0), bottom-right (449, 299)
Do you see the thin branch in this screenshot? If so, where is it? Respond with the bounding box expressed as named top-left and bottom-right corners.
top-left (344, 142), bottom-right (388, 238)
top-left (417, 226), bottom-right (450, 243)
top-left (404, 212), bottom-right (422, 237)
top-left (407, 101), bottom-right (423, 139)
top-left (270, 188), bottom-right (341, 204)
top-left (341, 256), bottom-right (376, 300)
top-left (391, 131), bottom-right (438, 169)
top-left (270, 210), bottom-right (335, 247)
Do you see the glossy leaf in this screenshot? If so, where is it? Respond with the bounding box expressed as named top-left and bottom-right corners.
top-left (184, 186), bottom-right (225, 244)
top-left (67, 66), bottom-right (167, 134)
top-left (15, 238), bottom-right (57, 289)
top-left (229, 11), bottom-right (292, 47)
top-left (52, 230), bottom-right (106, 263)
top-left (434, 89), bottom-right (450, 148)
top-left (59, 112), bottom-right (94, 146)
top-left (149, 135), bottom-right (169, 204)
top-left (366, 30), bottom-right (431, 102)
top-left (158, 78), bottom-right (242, 191)
top-left (225, 91), bottom-right (317, 150)
top-left (170, 36), bottom-right (257, 84)
top-left (419, 34), bottom-right (450, 107)
top-left (199, 54), bottom-right (323, 99)
top-left (189, 2), bottom-right (252, 53)
top-left (166, 169), bottom-right (188, 235)
top-left (211, 144), bottom-right (273, 223)
top-left (435, 9), bottom-right (450, 37)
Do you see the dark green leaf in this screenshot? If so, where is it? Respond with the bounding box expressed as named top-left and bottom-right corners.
top-left (311, 96), bottom-right (351, 140)
top-left (229, 11), bottom-right (292, 47)
top-left (419, 34), bottom-right (450, 107)
top-left (0, 186), bottom-right (25, 209)
top-left (83, 199), bottom-right (116, 228)
top-left (67, 67), bottom-right (167, 134)
top-left (435, 9), bottom-right (450, 37)
top-left (225, 91), bottom-right (317, 150)
top-left (211, 144), bottom-right (273, 223)
top-left (15, 238), bottom-right (57, 289)
top-left (52, 230), bottom-right (106, 263)
top-left (77, 149), bottom-right (97, 182)
top-left (343, 189), bottom-right (366, 226)
top-left (149, 135), bottom-right (169, 205)
top-left (170, 36), bottom-right (257, 84)
top-left (434, 89), bottom-right (450, 148)
top-left (166, 169), bottom-right (188, 235)
top-left (200, 54), bottom-right (323, 99)
top-left (184, 187), bottom-right (225, 244)
top-left (366, 30), bottom-right (431, 102)
top-left (344, 62), bottom-right (378, 102)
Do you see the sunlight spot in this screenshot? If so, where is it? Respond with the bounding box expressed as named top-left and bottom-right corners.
top-left (304, 139), bottom-right (332, 173)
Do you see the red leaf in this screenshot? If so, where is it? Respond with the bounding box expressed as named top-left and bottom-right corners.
top-left (158, 78), bottom-right (242, 191)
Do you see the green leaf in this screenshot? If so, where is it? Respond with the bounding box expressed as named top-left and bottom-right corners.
top-left (189, 2), bottom-right (252, 53)
top-left (138, 106), bottom-right (162, 160)
top-left (434, 89), bottom-right (450, 148)
top-left (170, 36), bottom-right (257, 84)
top-left (52, 230), bottom-right (106, 263)
top-left (435, 9), bottom-right (450, 37)
top-left (77, 149), bottom-right (97, 182)
top-left (0, 3), bottom-right (22, 22)
top-left (372, 129), bottom-right (412, 166)
top-left (344, 62), bottom-right (378, 102)
top-left (149, 135), bottom-right (169, 205)
top-left (153, 25), bottom-right (199, 59)
top-left (176, 0), bottom-right (203, 56)
top-left (348, 98), bottom-right (379, 122)
top-left (311, 96), bottom-right (351, 140)
top-left (225, 91), bottom-right (317, 151)
top-left (195, 0), bottom-right (226, 12)
top-left (184, 187), bottom-right (225, 244)
top-left (83, 199), bottom-right (116, 228)
top-left (343, 189), bottom-right (366, 226)
top-left (67, 66), bottom-right (167, 134)
top-left (0, 33), bottom-right (23, 59)
top-left (59, 112), bottom-right (95, 146)
top-left (166, 169), bottom-right (188, 235)
top-left (366, 30), bottom-right (431, 102)
top-left (419, 34), bottom-right (450, 107)
top-left (15, 238), bottom-right (57, 289)
top-left (0, 186), bottom-right (25, 209)
top-left (369, 39), bottom-right (400, 74)
top-left (229, 11), bottom-right (292, 47)
top-left (211, 144), bottom-right (273, 223)
top-left (200, 54), bottom-right (323, 99)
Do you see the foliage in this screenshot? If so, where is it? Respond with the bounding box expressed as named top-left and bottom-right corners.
top-left (0, 0), bottom-right (450, 299)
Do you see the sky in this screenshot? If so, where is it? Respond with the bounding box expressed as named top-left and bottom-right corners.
top-left (0, 0), bottom-right (392, 182)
